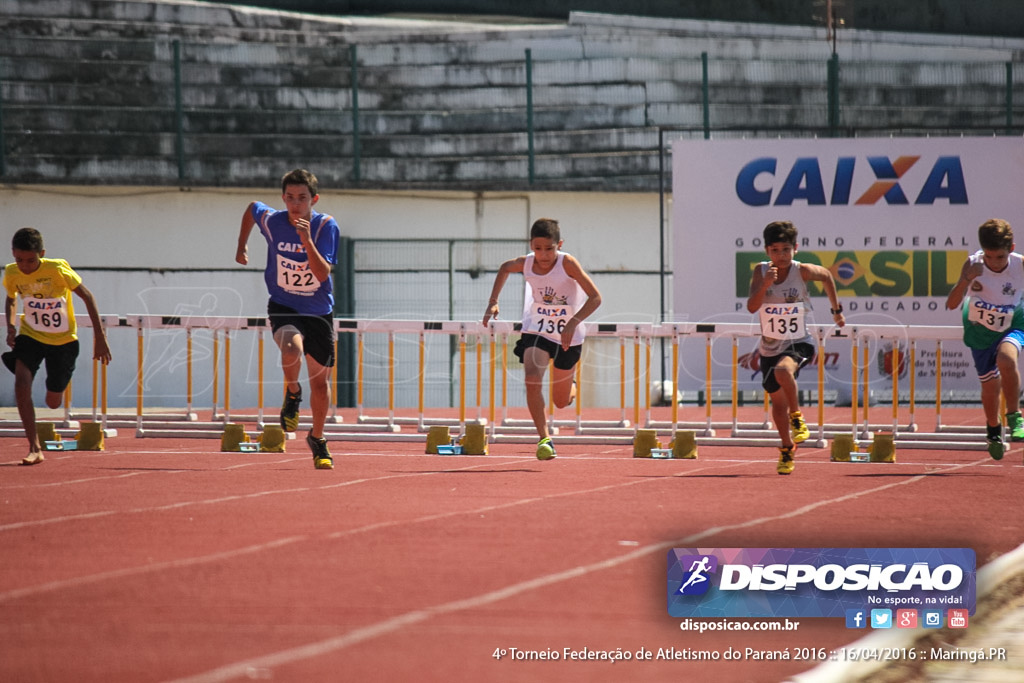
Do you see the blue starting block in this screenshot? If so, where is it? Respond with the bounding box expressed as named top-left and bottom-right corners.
top-left (44, 440), bottom-right (78, 451)
top-left (238, 442), bottom-right (259, 453)
top-left (650, 448), bottom-right (674, 459)
top-left (436, 444), bottom-right (464, 455)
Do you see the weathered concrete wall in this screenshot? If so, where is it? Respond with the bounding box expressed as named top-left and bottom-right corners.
top-left (2, 2), bottom-right (1023, 191)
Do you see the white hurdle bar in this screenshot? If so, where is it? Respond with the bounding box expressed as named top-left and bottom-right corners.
top-left (2, 315), bottom-right (989, 450)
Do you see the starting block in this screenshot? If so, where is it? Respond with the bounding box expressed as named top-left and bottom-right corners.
top-left (644, 431), bottom-right (699, 460)
top-left (670, 431), bottom-right (698, 459)
top-left (425, 425), bottom-right (451, 454)
top-left (258, 425), bottom-right (286, 453)
top-left (74, 422), bottom-right (105, 451)
top-left (44, 439), bottom-right (78, 451)
top-left (436, 444), bottom-right (464, 455)
top-left (869, 433), bottom-right (896, 463)
top-left (459, 424), bottom-right (488, 455)
top-left (238, 442), bottom-right (259, 453)
top-left (830, 434), bottom-right (856, 462)
top-left (220, 423), bottom-right (252, 452)
top-left (37, 422), bottom-right (58, 443)
top-left (633, 429), bottom-right (661, 458)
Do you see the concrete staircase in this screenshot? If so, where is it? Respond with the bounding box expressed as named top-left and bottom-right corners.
top-left (1, 0), bottom-right (1023, 191)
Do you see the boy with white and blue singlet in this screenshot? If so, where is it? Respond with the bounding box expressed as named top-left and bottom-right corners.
top-left (236, 169), bottom-right (340, 470)
top-left (945, 218), bottom-right (1024, 460)
top-left (483, 219), bottom-right (602, 460)
top-left (746, 221), bottom-right (845, 475)
top-left (3, 227), bottom-right (112, 465)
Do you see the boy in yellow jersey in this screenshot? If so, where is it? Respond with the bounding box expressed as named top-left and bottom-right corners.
top-left (3, 228), bottom-right (111, 465)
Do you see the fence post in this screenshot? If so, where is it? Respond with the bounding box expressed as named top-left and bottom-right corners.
top-left (525, 48), bottom-right (535, 184)
top-left (827, 53), bottom-right (840, 137)
top-left (0, 56), bottom-right (6, 177)
top-left (1006, 61), bottom-right (1014, 135)
top-left (448, 239), bottom-right (457, 406)
top-left (350, 44), bottom-right (361, 184)
top-left (334, 236), bottom-right (356, 407)
top-left (173, 40), bottom-right (185, 182)
top-left (701, 52), bottom-right (710, 139)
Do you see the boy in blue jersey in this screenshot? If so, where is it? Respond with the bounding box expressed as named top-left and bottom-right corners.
top-left (236, 169), bottom-right (340, 470)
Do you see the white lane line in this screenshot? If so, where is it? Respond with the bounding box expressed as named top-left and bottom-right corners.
top-left (0, 459), bottom-right (529, 532)
top-left (0, 536), bottom-right (306, 604)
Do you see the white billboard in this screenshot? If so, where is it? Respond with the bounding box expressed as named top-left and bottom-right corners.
top-left (671, 137), bottom-right (1024, 398)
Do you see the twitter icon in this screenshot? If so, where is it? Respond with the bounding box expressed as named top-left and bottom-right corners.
top-left (871, 609), bottom-right (892, 629)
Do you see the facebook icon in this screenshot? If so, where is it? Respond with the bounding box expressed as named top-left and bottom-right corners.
top-left (845, 609), bottom-right (867, 629)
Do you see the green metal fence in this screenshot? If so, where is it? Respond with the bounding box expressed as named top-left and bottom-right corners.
top-left (338, 238), bottom-right (660, 408)
top-left (1, 34), bottom-right (1022, 188)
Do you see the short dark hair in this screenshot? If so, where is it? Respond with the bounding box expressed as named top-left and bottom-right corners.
top-left (12, 227), bottom-right (44, 252)
top-left (978, 218), bottom-right (1013, 251)
top-left (763, 221), bottom-right (797, 247)
top-left (281, 168), bottom-right (318, 196)
top-left (530, 218), bottom-right (560, 243)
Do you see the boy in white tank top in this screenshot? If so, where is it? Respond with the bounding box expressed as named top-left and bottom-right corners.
top-left (746, 221), bottom-right (845, 475)
top-left (483, 219), bottom-right (602, 460)
top-left (945, 218), bottom-right (1024, 460)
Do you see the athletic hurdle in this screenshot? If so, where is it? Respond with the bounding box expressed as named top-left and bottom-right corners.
top-left (130, 314), bottom-right (266, 438)
top-left (120, 315), bottom-right (394, 439)
top-left (638, 321), bottom-right (804, 448)
top-left (484, 322), bottom-right (657, 442)
top-left (351, 319), bottom-right (488, 435)
top-left (352, 319), bottom-right (634, 441)
top-left (728, 323), bottom-right (988, 452)
top-left (23, 315), bottom-right (989, 451)
top-left (0, 313), bottom-right (119, 440)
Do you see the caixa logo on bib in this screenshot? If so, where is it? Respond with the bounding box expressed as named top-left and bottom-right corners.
top-left (667, 548), bottom-right (975, 619)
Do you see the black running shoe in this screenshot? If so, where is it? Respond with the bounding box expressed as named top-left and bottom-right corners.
top-left (280, 387), bottom-right (302, 432)
top-left (307, 432), bottom-right (333, 470)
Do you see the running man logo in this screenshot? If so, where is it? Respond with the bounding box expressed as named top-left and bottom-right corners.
top-left (676, 554), bottom-right (718, 596)
top-left (735, 155), bottom-right (968, 206)
top-left (735, 251), bottom-right (966, 298)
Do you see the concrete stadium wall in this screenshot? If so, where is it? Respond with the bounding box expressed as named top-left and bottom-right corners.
top-left (0, 186), bottom-right (665, 408)
top-left (236, 0), bottom-right (1024, 39)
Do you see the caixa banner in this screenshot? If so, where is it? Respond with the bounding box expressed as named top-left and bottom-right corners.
top-left (667, 548), bottom-right (975, 618)
top-left (671, 136), bottom-right (1024, 395)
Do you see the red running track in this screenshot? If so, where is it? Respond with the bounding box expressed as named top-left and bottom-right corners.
top-left (1, 408), bottom-right (1021, 683)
